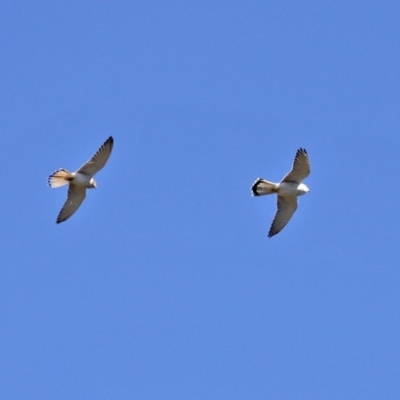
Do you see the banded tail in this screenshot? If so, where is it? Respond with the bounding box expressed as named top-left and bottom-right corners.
top-left (48, 169), bottom-right (73, 188)
top-left (251, 178), bottom-right (279, 196)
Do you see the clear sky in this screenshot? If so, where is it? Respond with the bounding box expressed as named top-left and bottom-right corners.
top-left (1, 1), bottom-right (400, 399)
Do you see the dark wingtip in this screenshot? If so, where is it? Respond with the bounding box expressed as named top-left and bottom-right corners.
top-left (297, 148), bottom-right (307, 155)
top-left (251, 178), bottom-right (263, 196)
top-left (268, 228), bottom-right (278, 238)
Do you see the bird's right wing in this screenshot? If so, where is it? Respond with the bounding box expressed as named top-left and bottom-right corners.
top-left (56, 184), bottom-right (86, 224)
top-left (77, 136), bottom-right (114, 177)
top-left (268, 195), bottom-right (298, 237)
top-left (282, 148), bottom-right (310, 183)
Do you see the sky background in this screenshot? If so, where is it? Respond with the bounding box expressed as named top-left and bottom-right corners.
top-left (1, 1), bottom-right (400, 399)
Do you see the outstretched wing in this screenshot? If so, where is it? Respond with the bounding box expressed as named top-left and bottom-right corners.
top-left (282, 148), bottom-right (310, 183)
top-left (56, 184), bottom-right (86, 224)
top-left (77, 136), bottom-right (114, 177)
top-left (268, 195), bottom-right (298, 237)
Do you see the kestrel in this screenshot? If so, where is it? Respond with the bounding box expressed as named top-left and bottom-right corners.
top-left (48, 136), bottom-right (114, 224)
top-left (251, 148), bottom-right (310, 237)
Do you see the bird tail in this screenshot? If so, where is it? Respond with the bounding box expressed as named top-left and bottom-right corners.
top-left (251, 178), bottom-right (279, 196)
top-left (47, 169), bottom-right (73, 188)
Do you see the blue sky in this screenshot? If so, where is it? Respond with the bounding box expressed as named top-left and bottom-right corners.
top-left (1, 1), bottom-right (400, 399)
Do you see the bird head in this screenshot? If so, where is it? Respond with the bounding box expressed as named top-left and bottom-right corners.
top-left (297, 183), bottom-right (310, 195)
top-left (89, 178), bottom-right (97, 189)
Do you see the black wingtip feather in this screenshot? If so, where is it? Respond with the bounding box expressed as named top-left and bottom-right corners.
top-left (267, 230), bottom-right (277, 238)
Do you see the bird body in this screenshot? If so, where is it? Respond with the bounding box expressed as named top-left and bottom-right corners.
top-left (278, 181), bottom-right (309, 197)
top-left (48, 136), bottom-right (114, 223)
top-left (252, 148), bottom-right (310, 237)
top-left (71, 172), bottom-right (96, 188)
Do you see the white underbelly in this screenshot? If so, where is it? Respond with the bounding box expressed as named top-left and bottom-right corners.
top-left (278, 182), bottom-right (298, 196)
top-left (73, 172), bottom-right (91, 187)
top-left (279, 182), bottom-right (309, 196)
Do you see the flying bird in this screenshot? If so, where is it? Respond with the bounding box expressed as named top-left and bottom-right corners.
top-left (48, 136), bottom-right (114, 224)
top-left (251, 148), bottom-right (310, 237)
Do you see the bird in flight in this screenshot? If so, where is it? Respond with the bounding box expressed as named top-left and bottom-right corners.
top-left (48, 136), bottom-right (114, 224)
top-left (251, 148), bottom-right (310, 237)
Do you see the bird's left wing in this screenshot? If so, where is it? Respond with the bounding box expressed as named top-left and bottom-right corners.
top-left (282, 148), bottom-right (310, 183)
top-left (77, 136), bottom-right (114, 177)
top-left (56, 184), bottom-right (86, 224)
top-left (268, 195), bottom-right (298, 237)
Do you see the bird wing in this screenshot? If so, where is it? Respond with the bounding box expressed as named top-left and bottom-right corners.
top-left (281, 148), bottom-right (310, 183)
top-left (268, 195), bottom-right (298, 237)
top-left (77, 136), bottom-right (114, 177)
top-left (56, 184), bottom-right (86, 224)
